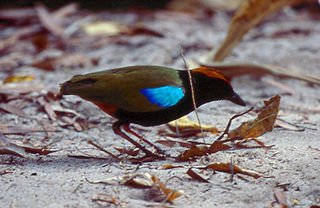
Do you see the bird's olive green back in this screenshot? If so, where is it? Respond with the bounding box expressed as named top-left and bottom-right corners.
top-left (65, 65), bottom-right (184, 112)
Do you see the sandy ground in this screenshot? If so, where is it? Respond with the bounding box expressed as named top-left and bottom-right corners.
top-left (0, 6), bottom-right (320, 208)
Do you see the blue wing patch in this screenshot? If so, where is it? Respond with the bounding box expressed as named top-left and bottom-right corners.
top-left (140, 86), bottom-right (184, 108)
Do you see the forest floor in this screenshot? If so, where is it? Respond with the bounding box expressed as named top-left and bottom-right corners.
top-left (0, 3), bottom-right (319, 208)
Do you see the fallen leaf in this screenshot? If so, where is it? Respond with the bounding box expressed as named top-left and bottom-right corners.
top-left (124, 173), bottom-right (154, 188)
top-left (92, 193), bottom-right (118, 205)
top-left (273, 189), bottom-right (288, 207)
top-left (0, 133), bottom-right (58, 157)
top-left (156, 138), bottom-right (195, 148)
top-left (186, 168), bottom-right (210, 183)
top-left (151, 175), bottom-right (184, 201)
top-left (37, 97), bottom-right (57, 121)
top-left (0, 103), bottom-right (28, 118)
top-left (167, 0), bottom-right (245, 12)
top-left (208, 140), bottom-right (231, 153)
top-left (35, 4), bottom-right (65, 38)
top-left (167, 116), bottom-right (220, 134)
top-left (203, 163), bottom-right (261, 178)
top-left (161, 164), bottom-right (184, 169)
top-left (199, 62), bottom-right (320, 86)
top-left (3, 75), bottom-right (35, 84)
top-left (86, 173), bottom-right (154, 188)
top-left (83, 21), bottom-right (128, 36)
top-left (82, 21), bottom-right (163, 38)
top-left (176, 144), bottom-right (209, 161)
top-left (228, 95), bottom-right (281, 139)
top-left (0, 133), bottom-right (26, 157)
top-left (211, 0), bottom-right (310, 61)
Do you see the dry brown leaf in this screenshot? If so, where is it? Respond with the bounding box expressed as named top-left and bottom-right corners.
top-left (0, 133), bottom-right (58, 157)
top-left (161, 164), bottom-right (184, 169)
top-left (186, 168), bottom-right (210, 183)
top-left (199, 62), bottom-right (320, 86)
top-left (0, 133), bottom-right (26, 157)
top-left (177, 144), bottom-right (209, 161)
top-left (212, 0), bottom-right (310, 62)
top-left (208, 140), bottom-right (231, 153)
top-left (203, 163), bottom-right (261, 178)
top-left (92, 193), bottom-right (118, 205)
top-left (151, 175), bottom-right (183, 201)
top-left (228, 95), bottom-right (280, 139)
top-left (124, 173), bottom-right (154, 188)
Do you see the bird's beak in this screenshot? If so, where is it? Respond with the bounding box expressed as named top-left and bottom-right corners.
top-left (228, 92), bottom-right (246, 106)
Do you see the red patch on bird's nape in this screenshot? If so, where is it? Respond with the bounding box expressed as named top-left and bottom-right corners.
top-left (93, 102), bottom-right (118, 117)
top-left (192, 67), bottom-right (230, 84)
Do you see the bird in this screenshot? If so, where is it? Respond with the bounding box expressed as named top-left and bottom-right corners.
top-left (60, 65), bottom-right (246, 158)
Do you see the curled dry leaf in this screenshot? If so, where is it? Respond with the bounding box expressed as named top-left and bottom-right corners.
top-left (177, 141), bottom-right (232, 161)
top-left (151, 175), bottom-right (184, 202)
top-left (167, 116), bottom-right (220, 135)
top-left (202, 163), bottom-right (261, 178)
top-left (177, 144), bottom-right (209, 161)
top-left (0, 133), bottom-right (58, 157)
top-left (161, 164), bottom-right (184, 169)
top-left (123, 173), bottom-right (154, 188)
top-left (0, 133), bottom-right (26, 157)
top-left (212, 0), bottom-right (310, 62)
top-left (186, 168), bottom-right (210, 183)
top-left (228, 95), bottom-right (281, 139)
top-left (92, 193), bottom-right (118, 205)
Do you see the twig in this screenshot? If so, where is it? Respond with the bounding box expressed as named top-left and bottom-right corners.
top-left (178, 45), bottom-right (205, 143)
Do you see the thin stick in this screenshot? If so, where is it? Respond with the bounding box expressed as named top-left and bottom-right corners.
top-left (178, 45), bottom-right (205, 143)
top-left (215, 107), bottom-right (253, 141)
top-left (87, 139), bottom-right (121, 160)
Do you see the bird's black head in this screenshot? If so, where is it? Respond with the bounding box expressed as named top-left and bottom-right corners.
top-left (190, 67), bottom-right (246, 106)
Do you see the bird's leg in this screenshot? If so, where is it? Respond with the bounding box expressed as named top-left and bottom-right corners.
top-left (112, 121), bottom-right (162, 159)
top-left (122, 124), bottom-right (165, 154)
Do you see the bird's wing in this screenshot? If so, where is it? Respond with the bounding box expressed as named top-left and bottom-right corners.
top-left (69, 66), bottom-right (185, 112)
